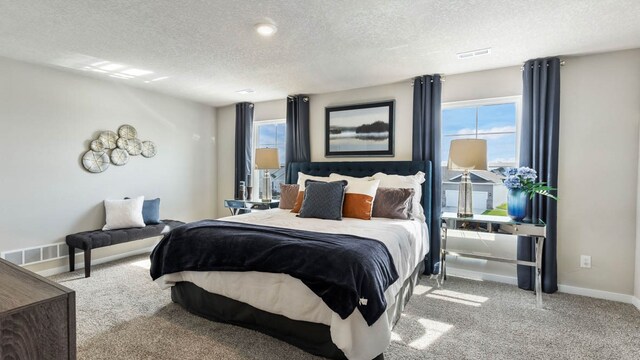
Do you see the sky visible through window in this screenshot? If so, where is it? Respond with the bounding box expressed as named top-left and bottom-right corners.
top-left (256, 122), bottom-right (286, 165)
top-left (442, 103), bottom-right (517, 168)
top-left (254, 121), bottom-right (286, 199)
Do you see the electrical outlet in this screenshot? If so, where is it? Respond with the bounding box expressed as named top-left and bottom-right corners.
top-left (580, 255), bottom-right (591, 268)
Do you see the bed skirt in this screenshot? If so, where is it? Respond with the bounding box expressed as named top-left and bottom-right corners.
top-left (170, 261), bottom-right (424, 360)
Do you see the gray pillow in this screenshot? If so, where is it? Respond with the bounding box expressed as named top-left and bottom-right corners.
top-left (279, 183), bottom-right (300, 209)
top-left (298, 180), bottom-right (348, 220)
top-left (372, 187), bottom-right (415, 220)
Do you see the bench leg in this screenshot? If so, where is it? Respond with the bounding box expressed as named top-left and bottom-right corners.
top-left (68, 245), bottom-right (75, 272)
top-left (84, 248), bottom-right (91, 278)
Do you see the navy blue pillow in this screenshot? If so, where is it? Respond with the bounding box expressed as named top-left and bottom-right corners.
top-left (125, 197), bottom-right (161, 225)
top-left (298, 180), bottom-right (347, 220)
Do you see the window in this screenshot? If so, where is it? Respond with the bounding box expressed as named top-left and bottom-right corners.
top-left (252, 120), bottom-right (286, 199)
top-left (441, 97), bottom-right (521, 214)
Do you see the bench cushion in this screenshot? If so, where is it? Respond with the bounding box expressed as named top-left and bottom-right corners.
top-left (66, 220), bottom-right (185, 250)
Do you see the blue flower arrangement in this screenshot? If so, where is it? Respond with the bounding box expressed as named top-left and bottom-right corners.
top-left (502, 166), bottom-right (558, 200)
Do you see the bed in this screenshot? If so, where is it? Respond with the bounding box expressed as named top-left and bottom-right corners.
top-left (151, 160), bottom-right (432, 360)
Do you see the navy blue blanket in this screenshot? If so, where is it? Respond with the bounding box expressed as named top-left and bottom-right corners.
top-left (150, 220), bottom-right (398, 326)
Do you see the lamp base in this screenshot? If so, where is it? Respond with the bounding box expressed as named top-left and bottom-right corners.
top-left (457, 170), bottom-right (474, 218)
top-left (260, 170), bottom-right (272, 202)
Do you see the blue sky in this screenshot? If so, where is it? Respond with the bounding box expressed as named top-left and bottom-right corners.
top-left (257, 123), bottom-right (286, 165)
top-left (442, 103), bottom-right (516, 166)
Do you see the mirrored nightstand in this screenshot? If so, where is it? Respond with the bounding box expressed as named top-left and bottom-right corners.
top-left (224, 199), bottom-right (279, 215)
top-left (440, 212), bottom-right (547, 308)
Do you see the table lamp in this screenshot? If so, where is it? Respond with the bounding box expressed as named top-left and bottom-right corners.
top-left (447, 139), bottom-right (487, 217)
top-left (255, 148), bottom-right (280, 202)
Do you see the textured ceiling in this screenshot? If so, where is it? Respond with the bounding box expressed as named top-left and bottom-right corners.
top-left (1, 0), bottom-right (639, 106)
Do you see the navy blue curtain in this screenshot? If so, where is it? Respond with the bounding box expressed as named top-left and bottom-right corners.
top-left (285, 95), bottom-right (310, 183)
top-left (412, 74), bottom-right (442, 275)
top-left (234, 102), bottom-right (254, 199)
top-left (518, 57), bottom-right (561, 293)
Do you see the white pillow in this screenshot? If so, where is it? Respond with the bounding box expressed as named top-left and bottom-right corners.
top-left (329, 173), bottom-right (374, 182)
top-left (296, 172), bottom-right (331, 190)
top-left (372, 172), bottom-right (426, 222)
top-left (103, 196), bottom-right (146, 230)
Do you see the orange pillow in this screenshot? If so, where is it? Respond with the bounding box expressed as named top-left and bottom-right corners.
top-left (341, 179), bottom-right (380, 220)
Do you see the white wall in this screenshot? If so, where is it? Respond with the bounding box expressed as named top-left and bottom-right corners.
top-left (0, 57), bottom-right (217, 272)
top-left (215, 99), bottom-right (286, 217)
top-left (558, 49), bottom-right (640, 295)
top-left (636, 123), bottom-right (640, 301)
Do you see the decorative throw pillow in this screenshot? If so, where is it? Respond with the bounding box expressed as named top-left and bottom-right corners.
top-left (340, 179), bottom-right (380, 220)
top-left (372, 172), bottom-right (426, 221)
top-left (279, 184), bottom-right (300, 209)
top-left (298, 180), bottom-right (348, 220)
top-left (291, 172), bottom-right (331, 213)
top-left (124, 197), bottom-right (161, 225)
top-left (103, 196), bottom-right (146, 230)
top-left (142, 198), bottom-right (161, 224)
top-left (372, 187), bottom-right (415, 220)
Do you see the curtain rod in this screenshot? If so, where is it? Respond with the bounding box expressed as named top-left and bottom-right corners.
top-left (409, 76), bottom-right (446, 86)
top-left (520, 59), bottom-right (566, 71)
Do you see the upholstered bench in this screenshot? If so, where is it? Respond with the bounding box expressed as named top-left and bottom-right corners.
top-left (66, 220), bottom-right (184, 278)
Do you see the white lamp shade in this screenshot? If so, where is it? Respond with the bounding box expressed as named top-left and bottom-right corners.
top-left (255, 148), bottom-right (280, 170)
top-left (447, 139), bottom-right (488, 170)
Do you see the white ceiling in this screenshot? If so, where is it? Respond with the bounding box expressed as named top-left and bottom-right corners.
top-left (1, 0), bottom-right (639, 107)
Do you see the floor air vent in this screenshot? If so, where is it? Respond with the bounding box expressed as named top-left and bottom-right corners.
top-left (1, 242), bottom-right (72, 266)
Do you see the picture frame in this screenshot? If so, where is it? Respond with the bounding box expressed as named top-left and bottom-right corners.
top-left (325, 100), bottom-right (395, 157)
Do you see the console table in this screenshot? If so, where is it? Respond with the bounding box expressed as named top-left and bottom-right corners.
top-left (0, 258), bottom-right (76, 359)
top-left (440, 212), bottom-right (547, 307)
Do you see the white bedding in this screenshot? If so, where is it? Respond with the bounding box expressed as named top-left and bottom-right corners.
top-left (155, 209), bottom-right (429, 360)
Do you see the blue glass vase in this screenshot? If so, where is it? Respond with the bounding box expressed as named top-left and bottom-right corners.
top-left (507, 189), bottom-right (527, 221)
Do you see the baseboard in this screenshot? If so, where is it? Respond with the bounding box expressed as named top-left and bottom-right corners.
top-left (36, 245), bottom-right (156, 277)
top-left (632, 296), bottom-right (640, 312)
top-left (447, 266), bottom-right (637, 306)
top-left (557, 284), bottom-right (635, 304)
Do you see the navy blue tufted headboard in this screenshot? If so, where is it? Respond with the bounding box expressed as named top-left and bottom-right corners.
top-left (286, 161), bottom-right (432, 226)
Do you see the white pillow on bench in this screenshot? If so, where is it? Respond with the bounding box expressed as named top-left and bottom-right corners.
top-left (103, 196), bottom-right (146, 231)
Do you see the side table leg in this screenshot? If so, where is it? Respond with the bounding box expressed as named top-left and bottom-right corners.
top-left (534, 236), bottom-right (545, 308)
top-left (440, 222), bottom-right (448, 285)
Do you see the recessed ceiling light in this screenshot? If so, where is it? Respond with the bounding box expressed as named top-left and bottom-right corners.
top-left (255, 23), bottom-right (277, 36)
top-left (457, 48), bottom-right (491, 60)
top-left (236, 89), bottom-right (255, 94)
top-left (121, 68), bottom-right (153, 76)
top-left (101, 63), bottom-right (125, 71)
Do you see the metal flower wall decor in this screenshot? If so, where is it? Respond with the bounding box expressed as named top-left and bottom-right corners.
top-left (82, 124), bottom-right (157, 173)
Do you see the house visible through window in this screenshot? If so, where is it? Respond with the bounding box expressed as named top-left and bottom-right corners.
top-left (252, 120), bottom-right (286, 200)
top-left (441, 97), bottom-right (521, 215)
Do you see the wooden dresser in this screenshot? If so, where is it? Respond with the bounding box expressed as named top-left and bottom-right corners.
top-left (0, 258), bottom-right (76, 360)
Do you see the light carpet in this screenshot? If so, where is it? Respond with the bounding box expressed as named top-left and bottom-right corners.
top-left (50, 254), bottom-right (640, 360)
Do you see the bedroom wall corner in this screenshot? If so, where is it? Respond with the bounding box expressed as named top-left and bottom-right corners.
top-left (636, 118), bottom-right (640, 303)
top-left (0, 56), bottom-right (217, 274)
top-left (215, 99), bottom-right (287, 218)
top-left (557, 48), bottom-right (640, 296)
